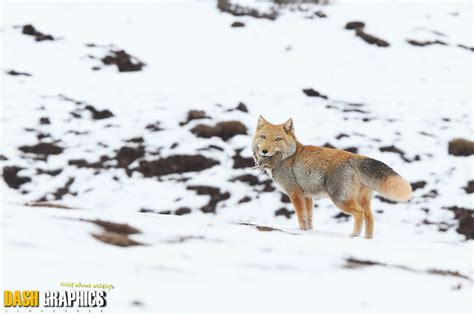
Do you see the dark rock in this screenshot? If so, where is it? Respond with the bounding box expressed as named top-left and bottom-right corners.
top-left (232, 149), bottom-right (254, 169)
top-left (101, 50), bottom-right (145, 72)
top-left (38, 177), bottom-right (75, 201)
top-left (463, 180), bottom-right (474, 194)
top-left (175, 207), bottom-right (192, 215)
top-left (85, 105), bottom-right (114, 120)
top-left (235, 102), bottom-right (249, 112)
top-left (36, 168), bottom-right (62, 176)
top-left (448, 138), bottom-right (474, 156)
top-left (407, 39), bottom-right (448, 47)
top-left (302, 88), bottom-right (328, 99)
top-left (315, 10), bottom-right (327, 18)
top-left (344, 146), bottom-right (358, 154)
top-left (231, 21), bottom-right (245, 27)
top-left (187, 185), bottom-right (230, 213)
top-left (421, 189), bottom-right (438, 199)
top-left (238, 196), bottom-right (252, 204)
top-left (411, 180), bottom-right (427, 191)
top-left (191, 121), bottom-right (247, 141)
top-left (39, 117), bottom-right (50, 125)
top-left (275, 207), bottom-right (294, 219)
top-left (126, 137), bottom-right (144, 143)
top-left (334, 212), bottom-right (351, 221)
top-left (375, 195), bottom-right (397, 204)
top-left (457, 44), bottom-right (474, 52)
top-left (445, 206), bottom-right (474, 240)
top-left (6, 70), bottom-right (32, 76)
top-left (115, 146), bottom-right (145, 168)
top-left (335, 133), bottom-right (349, 140)
top-left (19, 142), bottom-right (64, 156)
top-left (232, 174), bottom-right (260, 186)
top-left (179, 110), bottom-right (210, 126)
top-left (345, 21), bottom-right (389, 47)
top-left (136, 155), bottom-right (219, 177)
top-left (145, 122), bottom-right (163, 132)
top-left (280, 193), bottom-right (291, 203)
top-left (22, 24), bottom-right (54, 41)
top-left (217, 0), bottom-right (278, 20)
top-left (322, 142), bottom-right (336, 149)
top-left (3, 166), bottom-right (31, 189)
top-left (345, 21), bottom-right (365, 30)
top-left (0, 155), bottom-right (8, 161)
top-left (69, 155), bottom-right (111, 169)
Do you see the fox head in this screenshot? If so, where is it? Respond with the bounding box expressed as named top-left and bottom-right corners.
top-left (252, 115), bottom-right (298, 164)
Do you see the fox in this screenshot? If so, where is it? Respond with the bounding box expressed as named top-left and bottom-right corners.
top-left (252, 115), bottom-right (412, 239)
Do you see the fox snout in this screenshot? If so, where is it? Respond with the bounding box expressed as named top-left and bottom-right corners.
top-left (257, 144), bottom-right (277, 157)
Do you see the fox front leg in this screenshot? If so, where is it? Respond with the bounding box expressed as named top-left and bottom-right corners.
top-left (289, 191), bottom-right (310, 230)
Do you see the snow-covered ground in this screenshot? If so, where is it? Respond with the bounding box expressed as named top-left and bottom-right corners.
top-left (1, 0), bottom-right (473, 313)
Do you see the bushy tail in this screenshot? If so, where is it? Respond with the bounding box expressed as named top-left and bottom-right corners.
top-left (354, 158), bottom-right (412, 202)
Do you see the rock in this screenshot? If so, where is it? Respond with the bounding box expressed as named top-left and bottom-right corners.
top-left (448, 138), bottom-right (474, 156)
top-left (92, 232), bottom-right (143, 247)
top-left (187, 185), bottom-right (230, 213)
top-left (136, 155), bottom-right (219, 177)
top-left (83, 219), bottom-right (141, 234)
top-left (345, 21), bottom-right (389, 47)
top-left (38, 178), bottom-right (76, 201)
top-left (19, 142), bottom-right (64, 156)
top-left (3, 166), bottom-right (31, 189)
top-left (145, 122), bottom-right (163, 132)
top-left (101, 50), bottom-right (145, 72)
top-left (232, 149), bottom-right (254, 169)
top-left (115, 146), bottom-right (145, 168)
top-left (22, 24), bottom-right (54, 41)
top-left (175, 207), bottom-right (192, 215)
top-left (238, 196), bottom-right (251, 204)
top-left (275, 207), bottom-right (294, 219)
top-left (463, 180), bottom-right (474, 194)
top-left (6, 70), bottom-right (32, 76)
top-left (302, 88), bottom-right (328, 99)
top-left (231, 21), bottom-right (245, 27)
top-left (407, 39), bottom-right (447, 47)
top-left (411, 180), bottom-right (427, 191)
top-left (179, 110), bottom-right (210, 126)
top-left (345, 21), bottom-right (365, 30)
top-left (235, 102), bottom-right (249, 112)
top-left (445, 206), bottom-right (474, 240)
top-left (315, 10), bottom-right (327, 18)
top-left (39, 117), bottom-right (50, 125)
top-left (191, 121), bottom-right (247, 141)
top-left (85, 105), bottom-right (114, 120)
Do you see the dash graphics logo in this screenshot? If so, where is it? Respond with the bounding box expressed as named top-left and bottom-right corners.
top-left (4, 290), bottom-right (107, 308)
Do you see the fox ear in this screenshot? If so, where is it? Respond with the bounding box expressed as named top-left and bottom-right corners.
top-left (257, 115), bottom-right (269, 130)
top-left (283, 118), bottom-right (294, 133)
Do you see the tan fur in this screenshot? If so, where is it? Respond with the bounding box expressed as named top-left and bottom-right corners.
top-left (379, 175), bottom-right (412, 202)
top-left (252, 116), bottom-right (412, 239)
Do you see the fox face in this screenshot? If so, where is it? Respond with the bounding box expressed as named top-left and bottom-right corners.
top-left (252, 116), bottom-right (297, 164)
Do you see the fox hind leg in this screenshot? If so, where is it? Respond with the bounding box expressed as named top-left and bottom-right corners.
top-left (334, 198), bottom-right (364, 237)
top-left (358, 188), bottom-right (374, 239)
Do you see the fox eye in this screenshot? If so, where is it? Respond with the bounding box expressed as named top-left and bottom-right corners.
top-left (275, 137), bottom-right (282, 141)
top-left (260, 135), bottom-right (266, 139)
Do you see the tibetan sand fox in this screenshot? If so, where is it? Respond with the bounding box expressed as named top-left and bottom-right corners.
top-left (252, 116), bottom-right (412, 239)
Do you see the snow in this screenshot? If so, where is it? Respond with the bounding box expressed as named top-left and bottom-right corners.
top-left (1, 0), bottom-right (473, 313)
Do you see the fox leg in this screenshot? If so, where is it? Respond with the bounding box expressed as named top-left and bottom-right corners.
top-left (304, 197), bottom-right (313, 230)
top-left (358, 189), bottom-right (374, 239)
top-left (334, 199), bottom-right (364, 237)
top-left (289, 191), bottom-right (310, 230)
